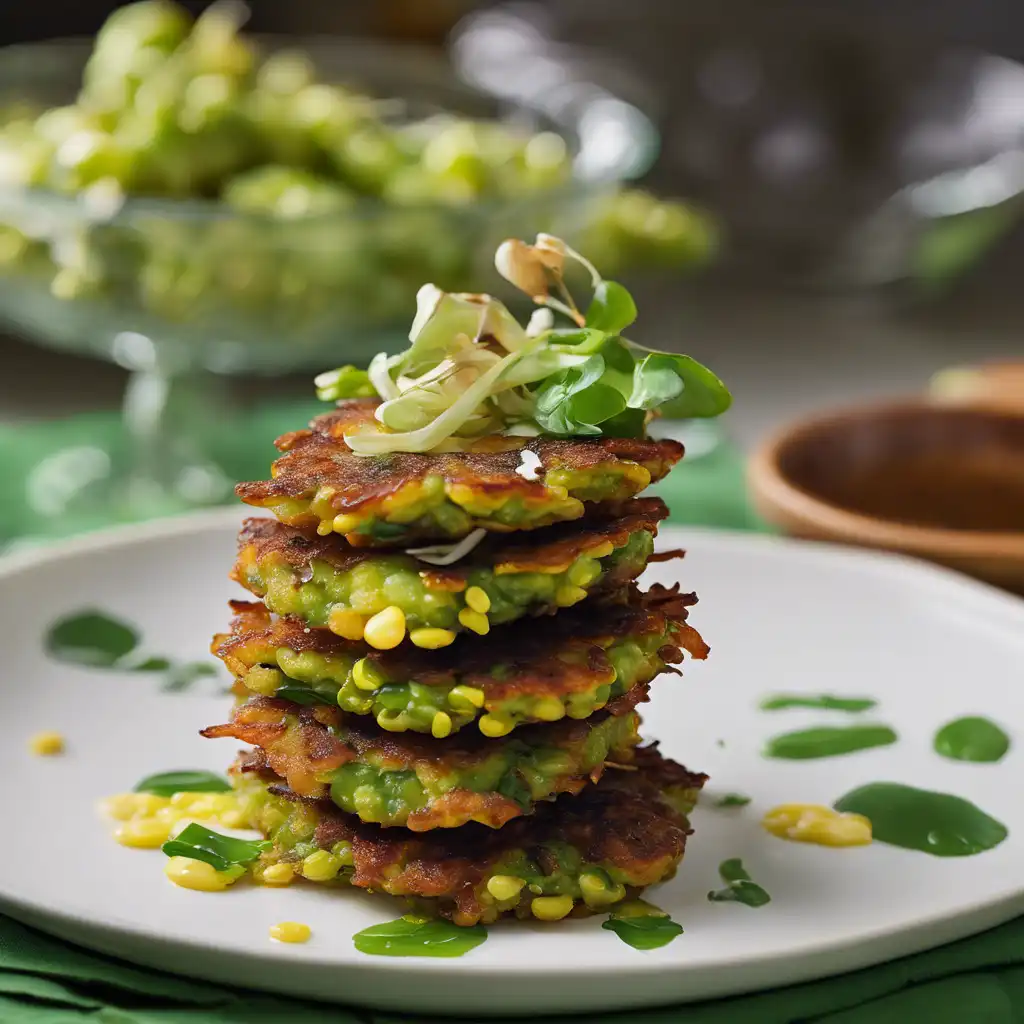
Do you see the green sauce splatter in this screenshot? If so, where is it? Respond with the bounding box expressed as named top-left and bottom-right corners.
top-left (760, 694), bottom-right (877, 712)
top-left (834, 783), bottom-right (1008, 857)
top-left (714, 793), bottom-right (752, 808)
top-left (707, 858), bottom-right (771, 907)
top-left (934, 717), bottom-right (1011, 763)
top-left (353, 916), bottom-right (487, 958)
top-left (764, 724), bottom-right (898, 760)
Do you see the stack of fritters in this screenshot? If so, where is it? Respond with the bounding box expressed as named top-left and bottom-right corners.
top-left (206, 399), bottom-right (709, 925)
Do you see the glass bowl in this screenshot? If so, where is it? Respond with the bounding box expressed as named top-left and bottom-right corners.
top-left (0, 36), bottom-right (657, 531)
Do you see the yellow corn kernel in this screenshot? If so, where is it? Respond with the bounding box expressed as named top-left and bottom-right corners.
top-left (554, 585), bottom-right (588, 607)
top-left (316, 522), bottom-right (333, 537)
top-left (762, 803), bottom-right (873, 848)
top-left (579, 872), bottom-right (627, 908)
top-left (332, 513), bottom-right (361, 534)
top-left (409, 627), bottom-right (456, 650)
top-left (531, 895), bottom-right (574, 921)
top-left (114, 817), bottom-right (172, 849)
top-left (169, 792), bottom-right (203, 809)
top-left (431, 712), bottom-right (453, 739)
top-left (479, 713), bottom-right (513, 738)
top-left (246, 665), bottom-right (283, 696)
top-left (458, 608), bottom-right (490, 636)
top-left (587, 541), bottom-right (615, 559)
top-left (270, 921), bottom-right (311, 944)
top-left (486, 875), bottom-right (525, 901)
top-left (376, 710), bottom-right (406, 732)
top-left (465, 586), bottom-right (491, 614)
top-left (164, 856), bottom-right (245, 892)
top-left (331, 840), bottom-right (354, 866)
top-left (29, 731), bottom-right (65, 756)
top-left (567, 559), bottom-right (600, 587)
top-left (364, 606), bottom-right (407, 650)
top-left (101, 793), bottom-right (168, 821)
top-left (301, 849), bottom-right (342, 882)
top-left (532, 697), bottom-right (566, 722)
top-left (352, 658), bottom-right (381, 691)
top-left (219, 809), bottom-right (246, 829)
top-left (328, 607), bottom-right (366, 641)
top-left (261, 863), bottom-right (295, 886)
top-left (449, 685), bottom-right (485, 709)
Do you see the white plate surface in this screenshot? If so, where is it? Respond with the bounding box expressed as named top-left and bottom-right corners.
top-left (1, 510), bottom-right (1022, 1016)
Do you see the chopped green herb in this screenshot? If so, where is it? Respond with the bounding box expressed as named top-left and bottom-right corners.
top-left (274, 685), bottom-right (337, 707)
top-left (707, 858), bottom-right (771, 908)
top-left (134, 771), bottom-right (231, 797)
top-left (603, 913), bottom-right (683, 950)
top-left (353, 916), bottom-right (487, 958)
top-left (45, 611), bottom-right (139, 667)
top-left (759, 694), bottom-right (878, 713)
top-left (161, 823), bottom-right (268, 872)
top-left (764, 725), bottom-right (898, 760)
top-left (714, 793), bottom-right (752, 808)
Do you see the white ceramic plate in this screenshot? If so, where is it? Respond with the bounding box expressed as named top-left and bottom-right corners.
top-left (1, 510), bottom-right (1022, 1016)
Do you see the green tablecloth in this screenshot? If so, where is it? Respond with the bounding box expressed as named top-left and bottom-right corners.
top-left (1, 407), bottom-right (1021, 1023)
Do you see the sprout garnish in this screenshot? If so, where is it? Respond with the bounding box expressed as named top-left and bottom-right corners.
top-left (316, 234), bottom-right (731, 455)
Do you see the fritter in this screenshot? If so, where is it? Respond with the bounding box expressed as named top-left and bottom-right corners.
top-left (232, 744), bottom-right (707, 925)
top-left (235, 399), bottom-right (684, 546)
top-left (214, 585), bottom-right (708, 737)
top-left (203, 695), bottom-right (642, 830)
top-left (231, 498), bottom-right (669, 646)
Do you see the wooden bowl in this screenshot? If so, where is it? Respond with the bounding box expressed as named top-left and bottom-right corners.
top-left (748, 400), bottom-right (1024, 591)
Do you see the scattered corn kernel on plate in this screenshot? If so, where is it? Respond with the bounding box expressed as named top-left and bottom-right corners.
top-left (1, 509), bottom-right (1023, 1016)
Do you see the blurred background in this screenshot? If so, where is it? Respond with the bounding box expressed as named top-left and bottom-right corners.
top-left (0, 0), bottom-right (1021, 562)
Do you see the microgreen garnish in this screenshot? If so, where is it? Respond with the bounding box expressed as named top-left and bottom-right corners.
top-left (602, 910), bottom-right (683, 950)
top-left (707, 858), bottom-right (771, 908)
top-left (315, 234), bottom-right (730, 454)
top-left (161, 823), bottom-right (268, 871)
top-left (134, 770), bottom-right (230, 796)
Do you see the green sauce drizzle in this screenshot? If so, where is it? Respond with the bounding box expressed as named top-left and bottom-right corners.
top-left (834, 783), bottom-right (1008, 857)
top-left (760, 694), bottom-right (877, 712)
top-left (934, 717), bottom-right (1011, 763)
top-left (707, 858), bottom-right (771, 907)
top-left (764, 724), bottom-right (898, 760)
top-left (353, 916), bottom-right (487, 958)
top-left (603, 905), bottom-right (683, 950)
top-left (714, 793), bottom-right (752, 808)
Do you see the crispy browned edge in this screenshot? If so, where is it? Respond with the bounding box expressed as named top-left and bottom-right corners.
top-left (234, 743), bottom-right (706, 922)
top-left (235, 398), bottom-right (684, 510)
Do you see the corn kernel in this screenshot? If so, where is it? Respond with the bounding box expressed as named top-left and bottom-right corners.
top-left (554, 585), bottom-right (588, 607)
top-left (567, 558), bottom-right (600, 587)
top-left (332, 513), bottom-right (361, 534)
top-left (328, 607), bottom-right (366, 641)
top-left (458, 608), bottom-right (490, 635)
top-left (531, 895), bottom-right (574, 921)
top-left (114, 817), bottom-right (173, 849)
top-left (101, 793), bottom-right (168, 821)
top-left (431, 712), bottom-right (453, 739)
top-left (762, 803), bottom-right (872, 848)
top-left (479, 713), bottom-right (513, 738)
top-left (376, 710), bottom-right (405, 732)
top-left (261, 863), bottom-right (295, 886)
top-left (246, 665), bottom-right (284, 696)
top-left (364, 606), bottom-right (407, 650)
top-left (29, 731), bottom-right (64, 756)
top-left (410, 627), bottom-right (456, 649)
top-left (220, 809), bottom-right (246, 829)
top-left (301, 850), bottom-right (342, 882)
top-left (270, 921), bottom-right (311, 944)
top-left (164, 856), bottom-right (244, 892)
top-left (486, 875), bottom-right (525, 901)
top-left (169, 792), bottom-right (202, 809)
top-left (316, 522), bottom-right (333, 537)
top-left (352, 657), bottom-right (381, 691)
top-left (579, 871), bottom-right (626, 908)
top-left (449, 685), bottom-right (485, 709)
top-left (331, 840), bottom-right (354, 866)
top-left (532, 697), bottom-right (566, 722)
top-left (465, 586), bottom-right (491, 614)
top-left (587, 541), bottom-right (615, 559)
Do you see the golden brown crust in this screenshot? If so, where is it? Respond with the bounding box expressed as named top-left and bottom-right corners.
top-left (213, 584), bottom-right (704, 703)
top-left (235, 399), bottom-right (683, 517)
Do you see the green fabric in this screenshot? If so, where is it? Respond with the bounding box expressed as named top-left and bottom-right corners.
top-left (0, 405), bottom-right (1021, 1023)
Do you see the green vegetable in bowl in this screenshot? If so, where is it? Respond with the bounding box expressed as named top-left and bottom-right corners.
top-left (318, 233), bottom-right (731, 456)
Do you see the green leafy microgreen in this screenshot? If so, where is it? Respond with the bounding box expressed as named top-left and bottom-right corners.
top-left (134, 771), bottom-right (231, 797)
top-left (46, 611), bottom-right (139, 667)
top-left (602, 913), bottom-right (683, 950)
top-left (274, 685), bottom-right (337, 707)
top-left (315, 365), bottom-right (376, 402)
top-left (632, 350), bottom-right (733, 419)
top-left (161, 823), bottom-right (268, 872)
top-left (353, 917), bottom-right (488, 958)
top-left (586, 280), bottom-right (637, 333)
top-left (707, 858), bottom-right (771, 908)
